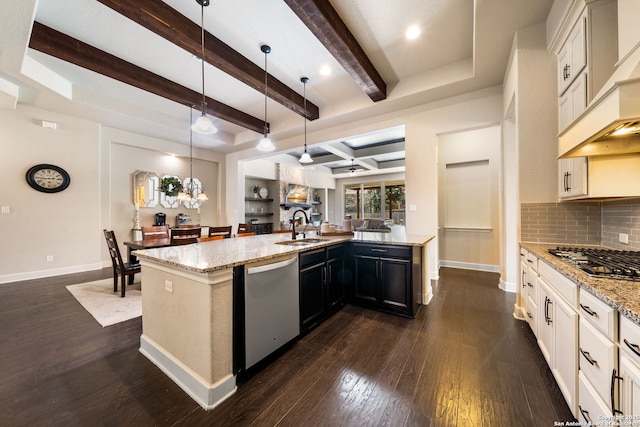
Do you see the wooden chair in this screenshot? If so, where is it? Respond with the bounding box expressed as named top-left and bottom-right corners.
top-left (174, 224), bottom-right (200, 229)
top-left (103, 230), bottom-right (141, 298)
top-left (208, 225), bottom-right (232, 239)
top-left (236, 232), bottom-right (255, 237)
top-left (170, 227), bottom-right (201, 245)
top-left (141, 225), bottom-right (169, 240)
top-left (237, 223), bottom-right (252, 234)
top-left (197, 235), bottom-right (224, 243)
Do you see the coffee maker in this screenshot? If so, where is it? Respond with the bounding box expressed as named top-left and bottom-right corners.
top-left (154, 212), bottom-right (166, 226)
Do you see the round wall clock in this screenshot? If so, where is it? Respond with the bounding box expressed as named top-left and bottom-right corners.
top-left (259, 187), bottom-right (269, 198)
top-left (25, 164), bottom-right (71, 193)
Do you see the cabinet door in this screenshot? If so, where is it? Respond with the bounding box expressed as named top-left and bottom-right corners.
top-left (379, 258), bottom-right (411, 313)
top-left (299, 263), bottom-right (325, 331)
top-left (553, 293), bottom-right (578, 416)
top-left (326, 257), bottom-right (345, 310)
top-left (620, 356), bottom-right (640, 418)
top-left (354, 255), bottom-right (379, 302)
top-left (559, 72), bottom-right (587, 132)
top-left (538, 280), bottom-right (554, 366)
top-left (559, 157), bottom-right (588, 199)
top-left (558, 16), bottom-right (586, 95)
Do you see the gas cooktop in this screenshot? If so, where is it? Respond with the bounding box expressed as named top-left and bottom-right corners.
top-left (548, 246), bottom-right (640, 281)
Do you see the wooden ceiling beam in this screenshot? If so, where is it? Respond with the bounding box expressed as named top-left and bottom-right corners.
top-left (284, 0), bottom-right (386, 102)
top-left (96, 0), bottom-right (319, 120)
top-left (29, 22), bottom-right (266, 134)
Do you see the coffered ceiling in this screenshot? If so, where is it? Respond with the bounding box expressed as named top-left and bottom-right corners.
top-left (0, 0), bottom-right (553, 175)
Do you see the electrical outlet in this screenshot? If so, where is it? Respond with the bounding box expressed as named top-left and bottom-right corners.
top-left (46, 255), bottom-right (54, 262)
top-left (619, 233), bottom-right (629, 244)
top-left (1, 206), bottom-right (9, 214)
top-left (164, 280), bottom-right (173, 293)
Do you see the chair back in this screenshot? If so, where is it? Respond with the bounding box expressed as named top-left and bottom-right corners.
top-left (208, 226), bottom-right (232, 239)
top-left (237, 223), bottom-right (251, 234)
top-left (170, 227), bottom-right (201, 245)
top-left (174, 224), bottom-right (200, 229)
top-left (103, 230), bottom-right (125, 270)
top-left (141, 225), bottom-right (169, 240)
top-left (197, 235), bottom-right (224, 243)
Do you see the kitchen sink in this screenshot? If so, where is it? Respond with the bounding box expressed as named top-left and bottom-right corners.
top-left (274, 238), bottom-right (328, 246)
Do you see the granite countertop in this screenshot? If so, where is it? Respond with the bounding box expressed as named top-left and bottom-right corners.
top-left (521, 242), bottom-right (640, 326)
top-left (134, 231), bottom-right (434, 274)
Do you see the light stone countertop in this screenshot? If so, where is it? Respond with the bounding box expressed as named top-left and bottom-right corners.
top-left (134, 231), bottom-right (434, 274)
top-left (521, 242), bottom-right (640, 326)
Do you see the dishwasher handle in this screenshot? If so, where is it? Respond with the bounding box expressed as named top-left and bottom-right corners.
top-left (246, 256), bottom-right (297, 275)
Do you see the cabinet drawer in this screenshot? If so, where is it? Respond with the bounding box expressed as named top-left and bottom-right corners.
top-left (351, 244), bottom-right (411, 259)
top-left (299, 248), bottom-right (326, 269)
top-left (327, 243), bottom-right (346, 260)
top-left (578, 371), bottom-right (612, 424)
top-left (525, 268), bottom-right (538, 302)
top-left (579, 317), bottom-right (618, 407)
top-left (579, 289), bottom-right (617, 341)
top-left (525, 252), bottom-right (538, 272)
top-left (520, 247), bottom-right (528, 259)
top-left (539, 260), bottom-right (578, 307)
top-left (620, 315), bottom-right (640, 365)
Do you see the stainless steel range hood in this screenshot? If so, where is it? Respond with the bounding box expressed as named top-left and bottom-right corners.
top-left (559, 49), bottom-right (640, 158)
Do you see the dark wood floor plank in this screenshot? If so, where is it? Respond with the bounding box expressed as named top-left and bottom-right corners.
top-left (0, 267), bottom-right (574, 426)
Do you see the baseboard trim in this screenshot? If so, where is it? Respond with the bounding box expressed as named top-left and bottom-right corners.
top-left (499, 278), bottom-right (517, 293)
top-left (139, 334), bottom-right (237, 410)
top-left (439, 260), bottom-right (500, 273)
top-left (0, 262), bottom-right (108, 284)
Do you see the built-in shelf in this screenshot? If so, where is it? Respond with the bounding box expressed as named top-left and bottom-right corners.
top-left (245, 197), bottom-right (273, 202)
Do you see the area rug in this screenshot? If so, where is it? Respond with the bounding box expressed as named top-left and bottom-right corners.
top-left (66, 278), bottom-right (141, 327)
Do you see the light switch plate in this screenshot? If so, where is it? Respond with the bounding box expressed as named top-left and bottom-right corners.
top-left (619, 233), bottom-right (629, 244)
top-left (1, 206), bottom-right (9, 214)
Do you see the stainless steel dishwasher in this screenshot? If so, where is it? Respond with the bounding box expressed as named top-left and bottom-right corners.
top-left (244, 255), bottom-right (299, 369)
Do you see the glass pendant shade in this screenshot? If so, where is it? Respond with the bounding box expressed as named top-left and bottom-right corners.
top-left (299, 152), bottom-right (313, 163)
top-left (257, 136), bottom-right (275, 152)
top-left (191, 114), bottom-right (217, 134)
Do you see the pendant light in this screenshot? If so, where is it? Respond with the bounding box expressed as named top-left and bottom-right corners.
top-left (179, 107), bottom-right (208, 202)
top-left (191, 0), bottom-right (217, 135)
top-left (256, 44), bottom-right (275, 151)
top-left (349, 159), bottom-right (357, 174)
top-left (298, 77), bottom-right (313, 164)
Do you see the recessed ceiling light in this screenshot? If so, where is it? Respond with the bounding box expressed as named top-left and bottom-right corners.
top-left (320, 65), bottom-right (332, 76)
top-left (405, 25), bottom-right (421, 40)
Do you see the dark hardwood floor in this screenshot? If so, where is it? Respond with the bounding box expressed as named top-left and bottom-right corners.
top-left (0, 267), bottom-right (574, 426)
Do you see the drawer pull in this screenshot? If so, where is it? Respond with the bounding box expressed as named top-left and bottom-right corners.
top-left (527, 282), bottom-right (533, 288)
top-left (579, 304), bottom-right (598, 317)
top-left (623, 338), bottom-right (640, 358)
top-left (371, 249), bottom-right (387, 253)
top-left (527, 312), bottom-right (533, 319)
top-left (578, 405), bottom-right (592, 424)
top-left (527, 259), bottom-right (533, 263)
top-left (579, 348), bottom-right (598, 366)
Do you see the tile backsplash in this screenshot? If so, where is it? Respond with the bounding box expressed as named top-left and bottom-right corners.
top-left (521, 200), bottom-right (640, 250)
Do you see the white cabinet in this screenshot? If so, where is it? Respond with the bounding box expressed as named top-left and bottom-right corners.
top-left (557, 15), bottom-right (586, 96)
top-left (579, 317), bottom-right (618, 408)
top-left (559, 72), bottom-right (587, 133)
top-left (558, 157), bottom-right (588, 199)
top-left (538, 276), bottom-right (579, 415)
top-left (620, 315), bottom-right (640, 417)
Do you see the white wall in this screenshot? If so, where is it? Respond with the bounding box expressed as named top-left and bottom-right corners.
top-left (0, 105), bottom-right (224, 283)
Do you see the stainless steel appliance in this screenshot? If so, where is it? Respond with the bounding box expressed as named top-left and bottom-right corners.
top-left (548, 247), bottom-right (640, 280)
top-left (243, 255), bottom-right (299, 369)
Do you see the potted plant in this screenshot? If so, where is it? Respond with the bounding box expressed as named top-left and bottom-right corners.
top-left (251, 184), bottom-right (261, 198)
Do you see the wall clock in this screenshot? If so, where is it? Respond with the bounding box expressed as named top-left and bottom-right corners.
top-left (25, 164), bottom-right (71, 193)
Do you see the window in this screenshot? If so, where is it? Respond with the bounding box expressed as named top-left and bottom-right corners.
top-left (344, 181), bottom-right (405, 224)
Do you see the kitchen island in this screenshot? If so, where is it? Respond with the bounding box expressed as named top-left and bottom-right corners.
top-left (133, 231), bottom-right (433, 410)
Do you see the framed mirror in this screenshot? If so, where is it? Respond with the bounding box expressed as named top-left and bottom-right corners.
top-left (132, 170), bottom-right (159, 208)
top-left (181, 177), bottom-right (203, 209)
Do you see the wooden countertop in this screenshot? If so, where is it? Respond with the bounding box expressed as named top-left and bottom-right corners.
top-left (134, 231), bottom-right (434, 274)
top-left (521, 242), bottom-right (640, 326)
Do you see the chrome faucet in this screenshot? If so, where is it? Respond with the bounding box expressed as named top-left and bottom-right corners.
top-left (291, 209), bottom-right (309, 240)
